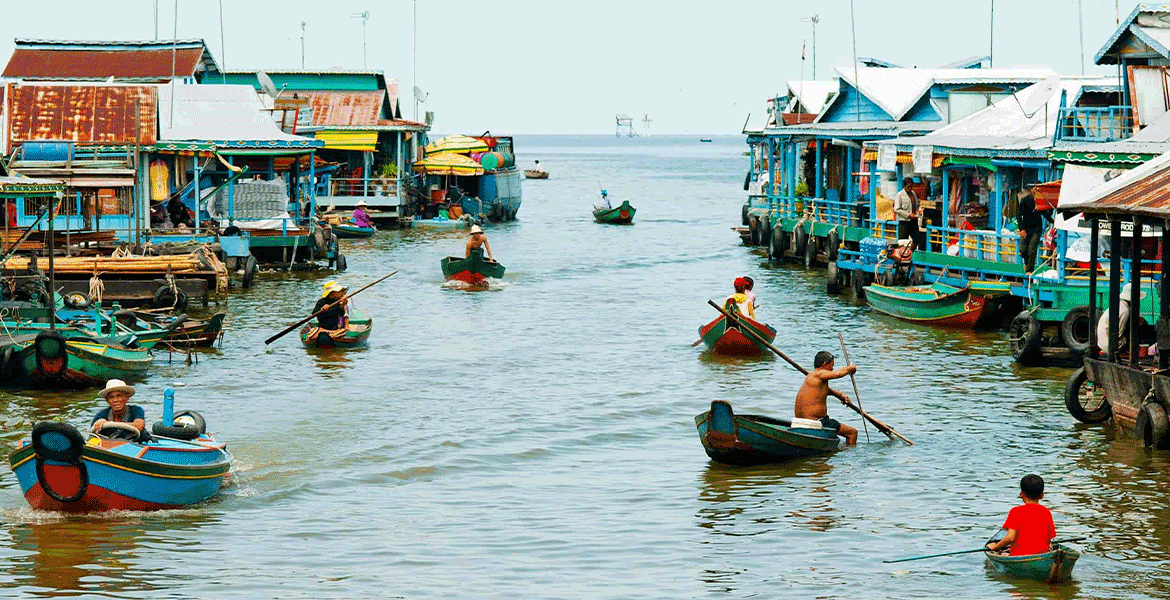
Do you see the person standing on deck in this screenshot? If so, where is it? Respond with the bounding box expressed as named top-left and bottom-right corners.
top-left (466, 225), bottom-right (494, 261)
top-left (314, 281), bottom-right (349, 331)
top-left (794, 351), bottom-right (858, 445)
top-left (1016, 187), bottom-right (1050, 275)
top-left (352, 200), bottom-right (373, 228)
top-left (726, 277), bottom-right (756, 319)
top-left (985, 474), bottom-right (1056, 556)
top-left (893, 178), bottom-right (921, 248)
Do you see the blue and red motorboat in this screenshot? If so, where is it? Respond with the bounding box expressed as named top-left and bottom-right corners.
top-left (8, 388), bottom-right (232, 512)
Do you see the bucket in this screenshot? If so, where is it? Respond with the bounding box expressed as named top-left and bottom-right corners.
top-left (480, 152), bottom-right (501, 170)
top-left (430, 188), bottom-right (447, 203)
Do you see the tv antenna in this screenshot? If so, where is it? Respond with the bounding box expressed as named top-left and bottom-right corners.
top-left (300, 21), bottom-right (307, 69)
top-left (801, 14), bottom-right (819, 79)
top-left (351, 11), bottom-right (369, 69)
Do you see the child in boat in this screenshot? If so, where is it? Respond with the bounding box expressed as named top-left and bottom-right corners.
top-left (726, 278), bottom-right (756, 319)
top-left (985, 474), bottom-right (1056, 556)
top-left (742, 276), bottom-right (759, 313)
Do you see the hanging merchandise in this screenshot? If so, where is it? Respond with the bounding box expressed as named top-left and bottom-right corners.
top-left (150, 159), bottom-right (170, 202)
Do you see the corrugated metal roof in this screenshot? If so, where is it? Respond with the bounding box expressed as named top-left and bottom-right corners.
top-left (4, 39), bottom-right (218, 81)
top-left (296, 90), bottom-right (385, 126)
top-left (1062, 150), bottom-right (1170, 217)
top-left (7, 83), bottom-right (157, 145)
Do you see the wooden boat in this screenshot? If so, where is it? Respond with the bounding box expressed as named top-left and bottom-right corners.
top-left (985, 541), bottom-right (1081, 583)
top-left (331, 223), bottom-right (377, 238)
top-left (863, 281), bottom-right (1008, 329)
top-left (441, 249), bottom-right (506, 286)
top-left (8, 389), bottom-right (231, 512)
top-left (698, 306), bottom-right (777, 356)
top-left (695, 400), bottom-right (840, 465)
top-left (411, 215), bottom-right (473, 229)
top-left (524, 170), bottom-right (549, 179)
top-left (299, 307), bottom-right (372, 348)
top-left (593, 200), bottom-right (636, 224)
top-left (126, 311), bottom-right (227, 347)
top-left (12, 330), bottom-right (153, 387)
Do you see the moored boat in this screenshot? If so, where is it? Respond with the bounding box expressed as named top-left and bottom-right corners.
top-left (695, 400), bottom-right (840, 465)
top-left (440, 249), bottom-right (506, 286)
top-left (593, 200), bottom-right (636, 224)
top-left (698, 307), bottom-right (776, 356)
top-left (524, 170), bottom-right (549, 179)
top-left (300, 307), bottom-right (373, 348)
top-left (985, 542), bottom-right (1081, 583)
top-left (8, 388), bottom-right (231, 512)
top-left (863, 281), bottom-right (1008, 329)
top-left (11, 330), bottom-right (152, 387)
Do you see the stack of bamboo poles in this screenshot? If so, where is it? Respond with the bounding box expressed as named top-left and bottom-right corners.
top-left (2, 245), bottom-right (230, 293)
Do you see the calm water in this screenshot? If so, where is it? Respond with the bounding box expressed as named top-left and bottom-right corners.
top-left (1, 135), bottom-right (1168, 599)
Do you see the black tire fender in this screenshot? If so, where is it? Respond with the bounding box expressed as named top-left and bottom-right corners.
top-left (741, 203), bottom-right (750, 226)
top-left (804, 236), bottom-right (817, 267)
top-left (850, 268), bottom-right (866, 298)
top-left (163, 314), bottom-right (189, 332)
top-left (1136, 402), bottom-right (1170, 449)
top-left (0, 345), bottom-right (13, 377)
top-left (151, 421), bottom-right (201, 441)
top-left (749, 216), bottom-right (761, 246)
top-left (1061, 305), bottom-right (1095, 356)
top-left (793, 225), bottom-right (809, 256)
top-left (62, 291), bottom-right (91, 310)
top-left (770, 224), bottom-right (786, 260)
top-left (335, 253), bottom-right (348, 272)
top-left (112, 309), bottom-right (138, 329)
top-left (242, 255), bottom-right (258, 289)
top-left (313, 227), bottom-right (329, 255)
top-left (35, 457), bottom-right (88, 503)
top-left (827, 262), bottom-right (842, 295)
top-left (173, 410), bottom-right (207, 434)
top-left (1064, 367), bottom-right (1112, 424)
top-left (32, 421), bottom-right (85, 462)
top-left (153, 285), bottom-right (189, 313)
top-left (1009, 311), bottom-right (1043, 363)
top-left (827, 230), bottom-right (841, 262)
top-left (759, 216), bottom-right (772, 245)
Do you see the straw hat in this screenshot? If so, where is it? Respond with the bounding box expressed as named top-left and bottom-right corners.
top-left (1120, 282), bottom-right (1148, 300)
top-left (99, 379), bottom-right (136, 398)
top-left (321, 280), bottom-right (348, 298)
top-left (356, 200), bottom-right (368, 207)
top-left (469, 225), bottom-right (484, 235)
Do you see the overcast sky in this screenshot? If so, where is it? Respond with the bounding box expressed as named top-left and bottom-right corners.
top-left (0, 1), bottom-right (1137, 135)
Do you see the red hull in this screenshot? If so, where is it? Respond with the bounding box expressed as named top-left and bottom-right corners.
top-left (23, 463), bottom-right (176, 512)
top-left (927, 295), bottom-right (988, 328)
top-left (710, 328), bottom-right (767, 356)
top-left (446, 270), bottom-right (489, 286)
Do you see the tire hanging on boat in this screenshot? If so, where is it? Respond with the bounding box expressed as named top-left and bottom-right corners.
top-left (850, 269), bottom-right (867, 298)
top-left (770, 223), bottom-right (786, 260)
top-left (826, 262), bottom-right (842, 295)
top-left (1063, 367), bottom-right (1112, 424)
top-left (153, 284), bottom-right (189, 313)
top-left (826, 230), bottom-right (841, 263)
top-left (62, 292), bottom-right (91, 310)
top-left (1008, 312), bottom-right (1043, 363)
top-left (804, 237), bottom-right (817, 267)
top-left (759, 217), bottom-right (772, 246)
top-left (793, 225), bottom-right (808, 256)
top-left (741, 203), bottom-right (750, 226)
top-left (242, 255), bottom-right (258, 289)
top-left (1135, 401), bottom-right (1170, 449)
top-left (1061, 305), bottom-right (1096, 355)
top-left (749, 217), bottom-right (761, 246)
top-left (31, 421), bottom-right (85, 463)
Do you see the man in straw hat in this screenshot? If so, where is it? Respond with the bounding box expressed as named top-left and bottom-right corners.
top-left (465, 225), bottom-right (494, 261)
top-left (314, 281), bottom-right (350, 330)
top-left (353, 200), bottom-right (373, 228)
top-left (1096, 281), bottom-right (1148, 357)
top-left (91, 379), bottom-right (147, 440)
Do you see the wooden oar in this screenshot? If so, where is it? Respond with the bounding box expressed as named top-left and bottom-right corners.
top-left (883, 537), bottom-right (1087, 563)
top-left (705, 299), bottom-right (913, 445)
top-left (838, 333), bottom-right (870, 443)
top-left (264, 271), bottom-right (397, 345)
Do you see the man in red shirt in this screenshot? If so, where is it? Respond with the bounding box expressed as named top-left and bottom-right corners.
top-left (4, 199), bottom-right (16, 228)
top-left (985, 474), bottom-right (1056, 556)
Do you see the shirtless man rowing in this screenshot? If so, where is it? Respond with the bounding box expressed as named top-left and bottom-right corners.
top-left (794, 350), bottom-right (859, 445)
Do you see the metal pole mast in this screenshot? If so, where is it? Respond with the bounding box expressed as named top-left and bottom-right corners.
top-left (301, 21), bottom-right (307, 69)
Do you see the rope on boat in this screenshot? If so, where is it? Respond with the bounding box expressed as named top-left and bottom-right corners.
top-left (164, 272), bottom-right (179, 309)
top-left (288, 234), bottom-right (299, 272)
top-left (88, 269), bottom-right (104, 305)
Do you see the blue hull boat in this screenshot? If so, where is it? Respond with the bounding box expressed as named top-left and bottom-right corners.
top-left (695, 400), bottom-right (840, 465)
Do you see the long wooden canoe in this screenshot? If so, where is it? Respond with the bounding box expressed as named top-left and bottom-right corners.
top-left (300, 308), bottom-right (373, 348)
top-left (698, 309), bottom-right (776, 356)
top-left (695, 400), bottom-right (840, 465)
top-left (593, 200), bottom-right (635, 224)
top-left (441, 249), bottom-right (506, 286)
top-left (985, 543), bottom-right (1080, 583)
top-left (863, 281), bottom-right (1008, 329)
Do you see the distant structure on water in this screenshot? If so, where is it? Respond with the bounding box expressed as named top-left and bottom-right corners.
top-left (615, 114), bottom-right (637, 137)
top-left (642, 114), bottom-right (652, 137)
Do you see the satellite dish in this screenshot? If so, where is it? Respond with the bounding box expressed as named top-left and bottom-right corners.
top-left (257, 71), bottom-right (279, 98)
top-left (413, 85), bottom-right (428, 102)
top-left (1019, 75), bottom-right (1060, 116)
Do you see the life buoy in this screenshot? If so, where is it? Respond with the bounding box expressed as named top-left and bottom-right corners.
top-left (1061, 305), bottom-right (1095, 356)
top-left (827, 230), bottom-right (841, 262)
top-left (153, 284), bottom-right (189, 313)
top-left (1135, 402), bottom-right (1170, 449)
top-left (32, 421), bottom-right (85, 462)
top-left (1008, 312), bottom-right (1043, 363)
top-left (1064, 367), bottom-right (1111, 424)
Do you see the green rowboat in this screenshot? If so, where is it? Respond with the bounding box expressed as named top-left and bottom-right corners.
top-left (863, 281), bottom-right (1009, 329)
top-left (12, 330), bottom-right (152, 387)
top-left (593, 200), bottom-right (635, 224)
top-left (441, 249), bottom-right (506, 286)
top-left (300, 308), bottom-right (373, 348)
top-left (985, 543), bottom-right (1081, 583)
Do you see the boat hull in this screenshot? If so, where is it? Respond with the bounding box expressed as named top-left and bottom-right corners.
top-left (593, 201), bottom-right (636, 224)
top-left (16, 336), bottom-right (152, 387)
top-left (332, 224), bottom-right (377, 238)
top-left (698, 313), bottom-right (776, 356)
top-left (863, 282), bottom-right (1000, 329)
top-left (300, 311), bottom-right (373, 348)
top-left (695, 400), bottom-right (839, 465)
top-left (985, 543), bottom-right (1080, 583)
top-left (9, 429), bottom-right (231, 512)
top-left (441, 250), bottom-right (506, 286)
top-left (524, 170), bottom-right (549, 179)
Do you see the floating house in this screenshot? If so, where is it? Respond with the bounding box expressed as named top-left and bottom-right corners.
top-left (2, 38), bottom-right (221, 84)
top-left (217, 69), bottom-right (427, 226)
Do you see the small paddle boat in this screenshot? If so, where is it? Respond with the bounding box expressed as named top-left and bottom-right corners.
top-left (524, 170), bottom-right (549, 179)
top-left (697, 302), bottom-right (776, 356)
top-left (593, 200), bottom-right (636, 224)
top-left (863, 281), bottom-right (1009, 329)
top-left (984, 532), bottom-right (1081, 583)
top-left (9, 330), bottom-right (153, 387)
top-left (299, 307), bottom-right (373, 348)
top-left (331, 222), bottom-right (377, 238)
top-left (441, 249), bottom-right (506, 287)
top-left (695, 400), bottom-right (840, 465)
top-left (124, 310), bottom-right (227, 347)
top-left (8, 388), bottom-right (231, 512)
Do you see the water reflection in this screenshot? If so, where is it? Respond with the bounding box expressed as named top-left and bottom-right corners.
top-left (306, 348), bottom-right (358, 375)
top-left (10, 517), bottom-right (153, 596)
top-left (696, 457), bottom-right (834, 533)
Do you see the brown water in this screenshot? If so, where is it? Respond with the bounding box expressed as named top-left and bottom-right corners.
top-left (0, 135), bottom-right (1167, 599)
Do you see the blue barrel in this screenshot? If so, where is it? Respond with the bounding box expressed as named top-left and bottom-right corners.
top-left (22, 141), bottom-right (73, 161)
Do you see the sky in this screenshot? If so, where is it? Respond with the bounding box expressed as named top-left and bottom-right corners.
top-left (0, 0), bottom-right (1140, 135)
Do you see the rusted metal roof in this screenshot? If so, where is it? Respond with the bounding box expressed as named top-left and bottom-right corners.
top-left (7, 84), bottom-right (157, 145)
top-left (1062, 151), bottom-right (1170, 219)
top-left (4, 39), bottom-right (218, 82)
top-left (293, 90), bottom-right (386, 126)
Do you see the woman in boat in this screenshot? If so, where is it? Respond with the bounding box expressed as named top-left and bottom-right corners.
top-left (353, 200), bottom-right (373, 228)
top-left (90, 379), bottom-right (147, 441)
top-left (726, 277), bottom-right (756, 319)
top-left (985, 474), bottom-right (1056, 556)
top-left (314, 281), bottom-right (349, 331)
top-left (466, 225), bottom-right (494, 261)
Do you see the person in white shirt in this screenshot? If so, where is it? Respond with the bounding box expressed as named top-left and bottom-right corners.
top-left (1096, 282), bottom-right (1146, 357)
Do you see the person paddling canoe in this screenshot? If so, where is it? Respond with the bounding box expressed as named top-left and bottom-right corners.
top-left (794, 351), bottom-right (858, 445)
top-left (314, 281), bottom-right (349, 330)
top-left (465, 225), bottom-right (494, 261)
top-left (985, 474), bottom-right (1057, 556)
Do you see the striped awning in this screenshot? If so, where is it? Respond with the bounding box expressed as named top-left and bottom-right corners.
top-left (315, 130), bottom-right (378, 151)
top-left (154, 140), bottom-right (218, 156)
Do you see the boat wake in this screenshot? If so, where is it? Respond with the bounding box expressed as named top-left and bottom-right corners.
top-left (441, 279), bottom-right (509, 291)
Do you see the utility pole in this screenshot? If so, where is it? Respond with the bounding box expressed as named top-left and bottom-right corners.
top-left (301, 21), bottom-right (307, 69)
top-left (413, 0), bottom-right (418, 120)
top-left (351, 11), bottom-right (369, 69)
top-left (801, 14), bottom-right (819, 79)
top-left (154, 0), bottom-right (159, 40)
top-left (989, 0), bottom-right (994, 68)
